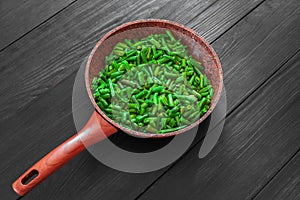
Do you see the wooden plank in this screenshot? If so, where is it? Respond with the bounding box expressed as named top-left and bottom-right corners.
top-left (1, 0), bottom-right (283, 199)
top-left (137, 49), bottom-right (300, 200)
top-left (254, 152), bottom-right (300, 200)
top-left (0, 0), bottom-right (75, 51)
top-left (0, 1), bottom-right (226, 199)
top-left (0, 0), bottom-right (263, 122)
top-left (136, 0), bottom-right (300, 198)
top-left (216, 1), bottom-right (300, 111)
top-left (0, 0), bottom-right (267, 199)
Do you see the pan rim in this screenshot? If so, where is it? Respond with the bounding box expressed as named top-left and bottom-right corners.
top-left (85, 19), bottom-right (223, 138)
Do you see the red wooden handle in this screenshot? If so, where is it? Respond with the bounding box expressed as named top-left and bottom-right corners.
top-left (12, 111), bottom-right (117, 196)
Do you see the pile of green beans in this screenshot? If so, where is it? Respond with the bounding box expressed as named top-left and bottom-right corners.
top-left (92, 30), bottom-right (213, 133)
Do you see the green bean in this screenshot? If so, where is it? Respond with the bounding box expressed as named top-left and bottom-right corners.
top-left (182, 109), bottom-right (195, 119)
top-left (99, 97), bottom-right (108, 107)
top-left (121, 60), bottom-right (130, 71)
top-left (153, 52), bottom-right (163, 59)
top-left (128, 103), bottom-right (139, 110)
top-left (146, 125), bottom-right (158, 133)
top-left (168, 110), bottom-right (180, 117)
top-left (163, 54), bottom-right (175, 61)
top-left (126, 55), bottom-right (137, 61)
top-left (102, 93), bottom-right (110, 99)
top-left (121, 79), bottom-right (137, 88)
top-left (151, 45), bottom-right (157, 56)
top-left (126, 49), bottom-right (137, 57)
top-left (135, 89), bottom-right (148, 99)
top-left (154, 66), bottom-right (160, 76)
top-left (146, 47), bottom-right (152, 60)
top-left (157, 57), bottom-right (169, 64)
top-left (180, 117), bottom-right (190, 125)
top-left (136, 51), bottom-right (141, 65)
top-left (161, 37), bottom-right (170, 52)
top-left (108, 78), bottom-right (115, 96)
top-left (200, 74), bottom-right (204, 88)
top-left (189, 75), bottom-right (195, 85)
top-left (165, 71), bottom-right (178, 79)
top-left (209, 88), bottom-right (214, 96)
top-left (190, 58), bottom-right (204, 71)
top-left (169, 105), bottom-right (179, 113)
top-left (169, 118), bottom-right (176, 127)
top-left (141, 47), bottom-right (148, 63)
top-left (112, 105), bottom-right (122, 111)
top-left (141, 102), bottom-right (148, 108)
top-left (114, 46), bottom-right (123, 51)
top-left (165, 79), bottom-right (171, 86)
top-left (173, 64), bottom-right (181, 71)
top-left (167, 94), bottom-right (174, 107)
top-left (142, 67), bottom-right (151, 77)
top-left (129, 108), bottom-right (137, 114)
top-left (186, 71), bottom-right (194, 76)
top-left (173, 99), bottom-right (179, 106)
top-left (199, 85), bottom-right (211, 93)
top-left (125, 39), bottom-right (133, 48)
top-left (99, 88), bottom-right (110, 94)
top-left (197, 98), bottom-right (206, 110)
top-left (166, 30), bottom-right (175, 41)
top-left (151, 85), bottom-right (164, 93)
top-left (149, 38), bottom-right (161, 48)
top-left (136, 114), bottom-right (149, 123)
top-left (138, 72), bottom-right (145, 85)
top-left (94, 91), bottom-right (100, 98)
top-left (192, 90), bottom-right (202, 99)
top-left (175, 116), bottom-right (181, 126)
top-left (175, 76), bottom-right (184, 84)
top-left (188, 110), bottom-right (200, 121)
top-left (92, 30), bottom-right (213, 134)
top-left (111, 71), bottom-right (124, 78)
top-left (114, 50), bottom-right (124, 56)
top-left (131, 95), bottom-right (139, 103)
top-left (201, 92), bottom-right (209, 96)
top-left (158, 125), bottom-right (187, 133)
top-left (133, 41), bottom-right (146, 47)
top-left (175, 94), bottom-right (197, 102)
top-left (167, 61), bottom-right (173, 67)
top-left (117, 42), bottom-right (129, 49)
top-left (153, 93), bottom-right (159, 105)
top-left (203, 75), bottom-right (208, 86)
top-left (160, 95), bottom-right (168, 106)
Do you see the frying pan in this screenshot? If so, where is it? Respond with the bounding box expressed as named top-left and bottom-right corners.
top-left (12, 19), bottom-right (223, 196)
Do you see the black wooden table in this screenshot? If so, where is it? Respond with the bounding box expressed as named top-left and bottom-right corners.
top-left (1, 0), bottom-right (299, 199)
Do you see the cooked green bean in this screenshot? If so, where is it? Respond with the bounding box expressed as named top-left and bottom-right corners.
top-left (92, 30), bottom-right (213, 134)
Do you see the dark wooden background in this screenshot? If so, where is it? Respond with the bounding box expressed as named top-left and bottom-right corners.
top-left (0, 0), bottom-right (299, 199)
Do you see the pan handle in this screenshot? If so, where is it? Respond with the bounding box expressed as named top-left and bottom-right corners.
top-left (12, 111), bottom-right (117, 196)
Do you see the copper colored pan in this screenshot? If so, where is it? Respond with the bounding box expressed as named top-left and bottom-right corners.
top-left (12, 19), bottom-right (223, 196)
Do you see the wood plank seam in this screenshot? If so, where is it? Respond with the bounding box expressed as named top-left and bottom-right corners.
top-left (208, 0), bottom-right (266, 44)
top-left (185, 0), bottom-right (219, 26)
top-left (0, 0), bottom-right (296, 198)
top-left (134, 48), bottom-right (300, 199)
top-left (0, 0), bottom-right (79, 53)
top-left (252, 148), bottom-right (300, 200)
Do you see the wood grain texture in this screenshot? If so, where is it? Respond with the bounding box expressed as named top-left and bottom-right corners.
top-left (254, 151), bottom-right (300, 200)
top-left (12, 111), bottom-right (117, 196)
top-left (0, 0), bottom-right (76, 51)
top-left (0, 0), bottom-right (298, 199)
top-left (137, 0), bottom-right (300, 198)
top-left (215, 0), bottom-right (300, 111)
top-left (137, 47), bottom-right (300, 200)
top-left (0, 0), bottom-right (263, 122)
top-left (0, 0), bottom-right (264, 196)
